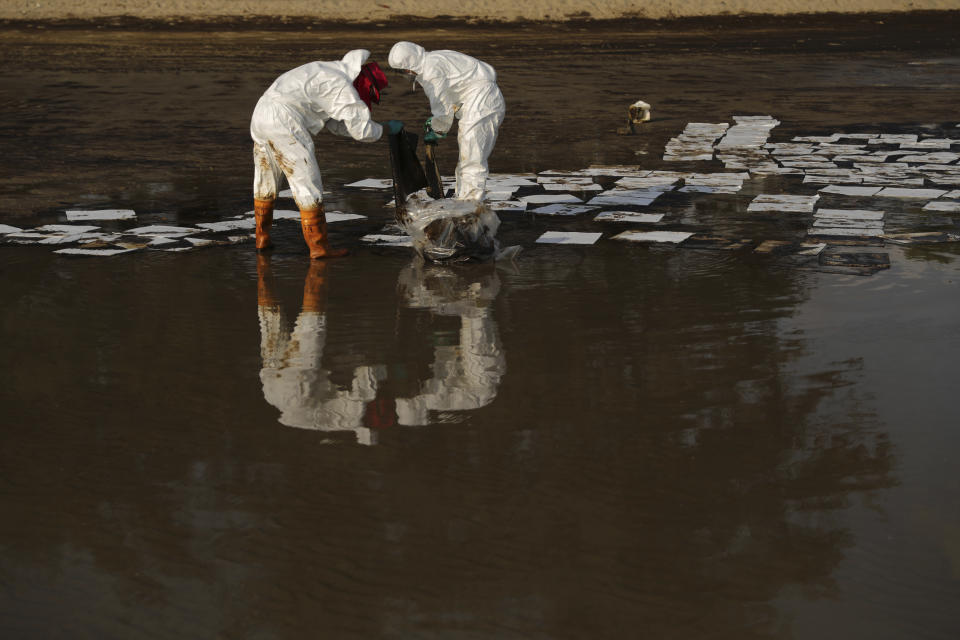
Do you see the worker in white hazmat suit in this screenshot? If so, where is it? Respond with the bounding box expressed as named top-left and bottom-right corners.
top-left (257, 256), bottom-right (385, 445)
top-left (388, 42), bottom-right (505, 201)
top-left (393, 262), bottom-right (505, 426)
top-left (251, 49), bottom-right (402, 258)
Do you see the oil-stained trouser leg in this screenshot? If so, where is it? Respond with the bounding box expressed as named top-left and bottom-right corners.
top-left (253, 142), bottom-right (282, 250)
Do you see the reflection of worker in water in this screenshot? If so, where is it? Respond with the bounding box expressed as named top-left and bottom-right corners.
top-left (251, 49), bottom-right (402, 258)
top-left (394, 262), bottom-right (506, 426)
top-left (257, 256), bottom-right (385, 445)
top-left (256, 258), bottom-right (506, 441)
top-left (388, 42), bottom-right (505, 202)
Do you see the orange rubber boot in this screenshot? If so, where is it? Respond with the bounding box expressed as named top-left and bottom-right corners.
top-left (301, 261), bottom-right (329, 313)
top-left (254, 198), bottom-right (275, 251)
top-left (300, 204), bottom-right (348, 259)
top-left (256, 254), bottom-right (278, 307)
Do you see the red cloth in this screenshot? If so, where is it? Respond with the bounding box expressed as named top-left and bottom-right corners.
top-left (353, 62), bottom-right (389, 110)
top-left (364, 395), bottom-right (397, 429)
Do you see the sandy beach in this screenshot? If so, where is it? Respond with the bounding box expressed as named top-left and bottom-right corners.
top-left (3, 0), bottom-right (959, 21)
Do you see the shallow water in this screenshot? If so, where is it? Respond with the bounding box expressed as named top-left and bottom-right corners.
top-left (2, 16), bottom-right (960, 639)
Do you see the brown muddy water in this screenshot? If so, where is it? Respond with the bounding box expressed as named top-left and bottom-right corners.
top-left (2, 14), bottom-right (960, 639)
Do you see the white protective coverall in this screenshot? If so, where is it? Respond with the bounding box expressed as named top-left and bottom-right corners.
top-left (251, 49), bottom-right (384, 209)
top-left (258, 264), bottom-right (383, 445)
top-left (388, 42), bottom-right (505, 201)
top-left (393, 263), bottom-right (505, 426)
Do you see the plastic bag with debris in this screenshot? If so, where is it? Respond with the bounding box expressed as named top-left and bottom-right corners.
top-left (400, 197), bottom-right (503, 263)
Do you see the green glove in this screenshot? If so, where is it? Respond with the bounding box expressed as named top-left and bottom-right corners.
top-left (423, 117), bottom-right (446, 143)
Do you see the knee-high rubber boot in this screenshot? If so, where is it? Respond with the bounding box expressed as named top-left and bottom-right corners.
top-left (256, 254), bottom-right (278, 307)
top-left (254, 198), bottom-right (275, 251)
top-left (301, 260), bottom-right (328, 313)
top-left (300, 204), bottom-right (348, 259)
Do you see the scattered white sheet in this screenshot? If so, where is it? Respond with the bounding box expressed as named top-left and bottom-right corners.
top-left (875, 187), bottom-right (948, 199)
top-left (819, 185), bottom-right (883, 196)
top-left (541, 182), bottom-right (604, 192)
top-left (538, 169), bottom-right (594, 176)
top-left (581, 167), bottom-right (652, 177)
top-left (612, 230), bottom-right (693, 243)
top-left (615, 176), bottom-right (679, 190)
top-left (587, 192), bottom-right (660, 207)
top-left (798, 243), bottom-right (828, 255)
top-left (747, 194), bottom-right (820, 213)
top-left (487, 201), bottom-right (527, 213)
top-left (38, 232), bottom-right (109, 245)
top-left (922, 201), bottom-right (960, 212)
top-left (815, 209), bottom-right (885, 221)
top-left (808, 226), bottom-right (883, 237)
top-left (487, 174), bottom-right (538, 186)
top-left (361, 234), bottom-right (413, 247)
top-left (899, 152), bottom-right (958, 164)
top-left (530, 204), bottom-right (599, 216)
top-left (535, 231), bottom-right (602, 245)
top-left (812, 219), bottom-right (884, 229)
top-left (519, 193), bottom-right (583, 204)
top-left (198, 219), bottom-right (256, 232)
top-left (147, 237), bottom-right (181, 246)
top-left (593, 211), bottom-right (664, 223)
top-left (345, 178), bottom-right (393, 189)
top-left (485, 190), bottom-right (519, 201)
top-left (803, 175), bottom-right (862, 185)
top-left (0, 224), bottom-right (23, 234)
top-left (65, 209), bottom-right (136, 221)
top-left (55, 247), bottom-right (138, 256)
top-left (36, 224), bottom-right (101, 233)
top-left (126, 225), bottom-right (199, 236)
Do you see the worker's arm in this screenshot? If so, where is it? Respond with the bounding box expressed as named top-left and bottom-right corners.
top-left (327, 102), bottom-right (383, 142)
top-left (418, 73), bottom-right (456, 133)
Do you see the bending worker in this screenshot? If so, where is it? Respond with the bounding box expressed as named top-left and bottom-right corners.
top-left (251, 49), bottom-right (402, 258)
top-left (388, 42), bottom-right (505, 201)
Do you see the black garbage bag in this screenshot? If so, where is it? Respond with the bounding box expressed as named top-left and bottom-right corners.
top-left (387, 128), bottom-right (428, 222)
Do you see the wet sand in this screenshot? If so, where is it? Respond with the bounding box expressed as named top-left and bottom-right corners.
top-left (2, 0), bottom-right (959, 21)
top-left (2, 13), bottom-right (960, 640)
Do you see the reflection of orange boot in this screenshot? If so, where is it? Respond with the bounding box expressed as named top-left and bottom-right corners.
top-left (301, 260), bottom-right (328, 313)
top-left (300, 204), bottom-right (348, 260)
top-left (254, 198), bottom-right (275, 251)
top-left (256, 254), bottom-right (278, 307)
